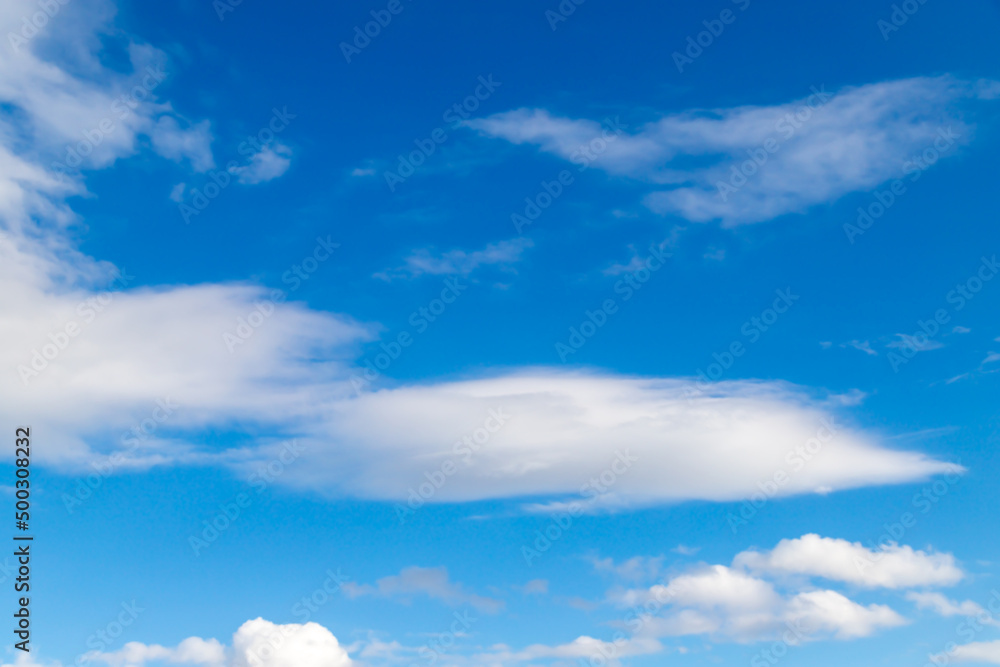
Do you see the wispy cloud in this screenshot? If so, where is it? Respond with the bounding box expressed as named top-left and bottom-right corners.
top-left (468, 77), bottom-right (997, 225)
top-left (234, 143), bottom-right (293, 184)
top-left (376, 237), bottom-right (532, 280)
top-left (343, 566), bottom-right (504, 613)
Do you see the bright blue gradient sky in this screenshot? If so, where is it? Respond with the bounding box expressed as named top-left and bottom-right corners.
top-left (2, 1), bottom-right (1000, 666)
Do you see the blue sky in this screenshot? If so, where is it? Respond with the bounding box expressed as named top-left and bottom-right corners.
top-left (2, 0), bottom-right (1000, 665)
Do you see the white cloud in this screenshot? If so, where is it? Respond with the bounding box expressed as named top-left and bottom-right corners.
top-left (234, 143), bottom-right (293, 184)
top-left (86, 637), bottom-right (225, 666)
top-left (276, 374), bottom-right (957, 505)
top-left (467, 77), bottom-right (996, 225)
top-left (906, 592), bottom-right (999, 623)
top-left (593, 555), bottom-right (666, 583)
top-left (482, 635), bottom-right (664, 666)
top-left (230, 619), bottom-right (351, 667)
top-left (603, 241), bottom-right (673, 275)
top-left (947, 641), bottom-right (1000, 664)
top-left (376, 237), bottom-right (533, 280)
top-left (169, 182), bottom-right (187, 203)
top-left (149, 116), bottom-right (215, 172)
top-left (81, 619), bottom-right (350, 667)
top-left (843, 340), bottom-right (878, 356)
top-left (0, 0), bottom-right (214, 176)
top-left (887, 333), bottom-right (945, 352)
top-left (734, 534), bottom-right (963, 589)
top-left (612, 564), bottom-right (905, 643)
top-left (520, 578), bottom-right (549, 595)
top-left (343, 566), bottom-right (504, 613)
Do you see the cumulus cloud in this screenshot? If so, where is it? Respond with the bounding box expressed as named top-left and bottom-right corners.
top-left (85, 637), bottom-right (225, 666)
top-left (610, 564), bottom-right (905, 643)
top-left (467, 77), bottom-right (996, 225)
top-left (375, 237), bottom-right (533, 280)
top-left (343, 566), bottom-right (504, 613)
top-left (77, 618), bottom-right (351, 667)
top-left (734, 534), bottom-right (964, 589)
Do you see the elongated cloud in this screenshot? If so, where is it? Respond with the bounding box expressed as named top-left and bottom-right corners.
top-left (283, 373), bottom-right (957, 505)
top-left (467, 77), bottom-right (999, 225)
top-left (610, 563), bottom-right (906, 643)
top-left (76, 619), bottom-right (351, 667)
top-left (734, 534), bottom-right (964, 589)
top-left (343, 566), bottom-right (504, 613)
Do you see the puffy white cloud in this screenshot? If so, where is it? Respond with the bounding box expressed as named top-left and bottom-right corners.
top-left (734, 534), bottom-right (963, 589)
top-left (230, 619), bottom-right (351, 667)
top-left (343, 566), bottom-right (504, 613)
top-left (611, 564), bottom-right (905, 643)
top-left (467, 77), bottom-right (997, 225)
top-left (86, 637), bottom-right (225, 666)
top-left (80, 619), bottom-right (350, 667)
